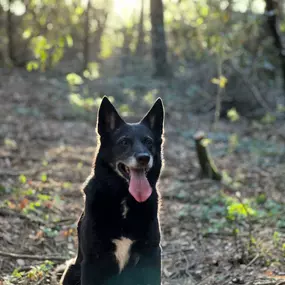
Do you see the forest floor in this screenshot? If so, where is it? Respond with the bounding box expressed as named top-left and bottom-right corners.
top-left (1, 68), bottom-right (285, 285)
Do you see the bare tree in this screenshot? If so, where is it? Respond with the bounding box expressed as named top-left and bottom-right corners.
top-left (83, 0), bottom-right (91, 71)
top-left (92, 10), bottom-right (109, 58)
top-left (7, 0), bottom-right (16, 65)
top-left (265, 0), bottom-right (285, 92)
top-left (135, 0), bottom-right (145, 57)
top-left (150, 0), bottom-right (172, 77)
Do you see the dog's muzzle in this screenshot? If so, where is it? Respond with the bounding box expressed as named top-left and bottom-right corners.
top-left (117, 154), bottom-right (153, 203)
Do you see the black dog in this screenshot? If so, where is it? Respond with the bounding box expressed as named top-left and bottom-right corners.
top-left (60, 96), bottom-right (164, 285)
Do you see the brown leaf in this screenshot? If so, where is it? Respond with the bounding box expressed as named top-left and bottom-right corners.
top-left (19, 198), bottom-right (29, 210)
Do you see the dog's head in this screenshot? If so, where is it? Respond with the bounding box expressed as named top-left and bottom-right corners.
top-left (96, 96), bottom-right (164, 203)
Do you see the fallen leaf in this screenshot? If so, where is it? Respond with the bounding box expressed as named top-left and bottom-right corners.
top-left (19, 198), bottom-right (29, 209)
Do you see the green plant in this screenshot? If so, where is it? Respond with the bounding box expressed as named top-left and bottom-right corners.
top-left (228, 133), bottom-right (239, 153)
top-left (227, 108), bottom-right (240, 122)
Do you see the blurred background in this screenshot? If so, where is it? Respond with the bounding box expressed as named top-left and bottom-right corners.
top-left (0, 0), bottom-right (285, 284)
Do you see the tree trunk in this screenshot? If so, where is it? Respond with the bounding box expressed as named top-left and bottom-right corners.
top-left (7, 0), bottom-right (16, 65)
top-left (264, 0), bottom-right (285, 93)
top-left (150, 0), bottom-right (172, 78)
top-left (83, 0), bottom-right (91, 72)
top-left (135, 0), bottom-right (145, 57)
top-left (120, 27), bottom-right (133, 76)
top-left (194, 131), bottom-right (222, 181)
top-left (93, 11), bottom-right (109, 59)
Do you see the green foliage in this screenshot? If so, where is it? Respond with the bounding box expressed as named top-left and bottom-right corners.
top-left (201, 138), bottom-right (212, 147)
top-left (227, 108), bottom-right (240, 122)
top-left (77, 162), bottom-right (83, 169)
top-left (261, 113), bottom-right (276, 124)
top-left (65, 35), bottom-right (74, 48)
top-left (226, 200), bottom-right (256, 221)
top-left (26, 60), bottom-right (39, 71)
top-left (228, 133), bottom-right (239, 153)
top-left (41, 173), bottom-right (48, 182)
top-left (83, 62), bottom-right (100, 80)
top-left (211, 75), bottom-right (228, 88)
top-left (0, 184), bottom-right (7, 195)
top-left (41, 227), bottom-right (59, 238)
top-left (123, 89), bottom-right (136, 100)
top-left (66, 73), bottom-right (84, 86)
top-left (256, 193), bottom-right (267, 205)
top-left (63, 182), bottom-right (72, 189)
top-left (26, 260), bottom-right (54, 280)
top-left (69, 93), bottom-right (96, 110)
top-left (37, 194), bottom-right (50, 201)
top-left (26, 33), bottom-right (72, 71)
top-left (22, 29), bottom-right (32, 39)
top-left (273, 231), bottom-right (280, 247)
top-left (144, 89), bottom-right (158, 106)
top-left (69, 93), bottom-right (115, 121)
top-left (4, 138), bottom-right (17, 149)
top-left (186, 190), bottom-right (285, 237)
top-left (18, 174), bottom-right (27, 184)
top-left (6, 261), bottom-right (54, 283)
top-left (119, 104), bottom-right (134, 116)
top-left (277, 104), bottom-right (285, 112)
top-left (28, 36), bottom-right (49, 71)
top-left (12, 268), bottom-right (24, 279)
top-left (100, 34), bottom-right (113, 59)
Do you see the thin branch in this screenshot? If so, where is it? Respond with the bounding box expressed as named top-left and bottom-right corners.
top-left (229, 61), bottom-right (273, 111)
top-left (0, 207), bottom-right (47, 225)
top-left (0, 168), bottom-right (39, 176)
top-left (0, 250), bottom-right (68, 261)
top-left (214, 52), bottom-right (223, 129)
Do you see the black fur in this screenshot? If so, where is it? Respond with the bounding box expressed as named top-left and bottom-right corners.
top-left (60, 97), bottom-right (164, 285)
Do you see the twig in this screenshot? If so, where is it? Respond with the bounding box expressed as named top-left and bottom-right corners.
top-left (17, 264), bottom-right (44, 272)
top-left (212, 34), bottom-right (228, 130)
top-left (0, 207), bottom-right (47, 225)
top-left (196, 269), bottom-right (218, 285)
top-left (0, 168), bottom-right (39, 176)
top-left (162, 248), bottom-right (193, 257)
top-left (0, 250), bottom-right (68, 261)
top-left (35, 274), bottom-right (46, 285)
top-left (245, 254), bottom-right (260, 268)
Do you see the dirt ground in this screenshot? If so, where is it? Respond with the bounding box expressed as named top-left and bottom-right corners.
top-left (1, 68), bottom-right (285, 285)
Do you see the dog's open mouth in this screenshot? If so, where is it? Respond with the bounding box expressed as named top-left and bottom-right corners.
top-left (118, 163), bottom-right (148, 180)
top-left (118, 163), bottom-right (152, 203)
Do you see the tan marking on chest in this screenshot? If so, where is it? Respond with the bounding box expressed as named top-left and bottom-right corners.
top-left (112, 237), bottom-right (133, 272)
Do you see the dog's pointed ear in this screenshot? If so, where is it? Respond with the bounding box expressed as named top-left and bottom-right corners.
top-left (140, 98), bottom-right (164, 136)
top-left (97, 96), bottom-right (125, 136)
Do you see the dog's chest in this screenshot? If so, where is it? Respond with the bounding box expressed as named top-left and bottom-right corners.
top-left (111, 200), bottom-right (142, 272)
top-left (112, 237), bottom-right (136, 272)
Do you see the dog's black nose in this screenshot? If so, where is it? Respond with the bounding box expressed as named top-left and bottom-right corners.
top-left (136, 153), bottom-right (150, 165)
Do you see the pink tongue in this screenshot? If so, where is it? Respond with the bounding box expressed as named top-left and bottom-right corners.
top-left (129, 169), bottom-right (152, 203)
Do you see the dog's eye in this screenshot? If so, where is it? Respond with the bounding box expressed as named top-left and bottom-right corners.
top-left (118, 138), bottom-right (131, 147)
top-left (143, 137), bottom-right (153, 147)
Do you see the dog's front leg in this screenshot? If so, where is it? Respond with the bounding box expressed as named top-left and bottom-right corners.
top-left (117, 246), bottom-right (161, 285)
top-left (136, 246), bottom-right (161, 285)
top-left (81, 261), bottom-right (102, 285)
top-left (81, 257), bottom-right (118, 285)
